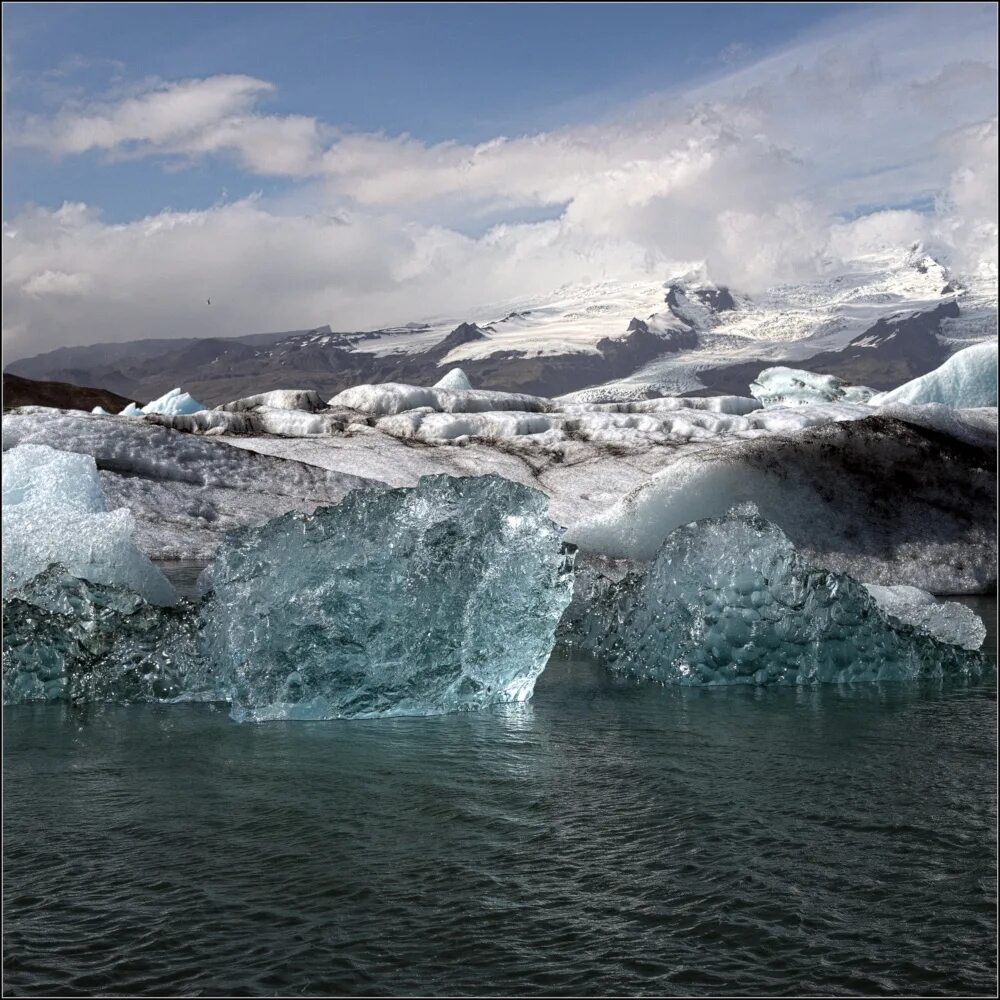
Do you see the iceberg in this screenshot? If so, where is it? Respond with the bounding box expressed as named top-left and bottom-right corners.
top-left (863, 584), bottom-right (986, 651)
top-left (750, 367), bottom-right (874, 406)
top-left (141, 387), bottom-right (208, 416)
top-left (3, 568), bottom-right (202, 705)
top-left (572, 513), bottom-right (987, 686)
top-left (871, 341), bottom-right (998, 408)
top-left (201, 474), bottom-right (574, 721)
top-left (2, 444), bottom-right (175, 605)
top-left (433, 367), bottom-right (473, 391)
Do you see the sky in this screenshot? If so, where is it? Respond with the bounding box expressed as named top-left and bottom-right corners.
top-left (2, 2), bottom-right (997, 360)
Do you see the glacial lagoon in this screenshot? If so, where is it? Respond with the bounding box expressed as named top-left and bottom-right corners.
top-left (4, 612), bottom-right (995, 997)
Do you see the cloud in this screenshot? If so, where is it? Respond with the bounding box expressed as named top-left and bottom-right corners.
top-left (8, 74), bottom-right (325, 176)
top-left (2, 3), bottom-right (996, 359)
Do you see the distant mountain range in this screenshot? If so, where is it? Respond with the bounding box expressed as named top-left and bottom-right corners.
top-left (5, 246), bottom-right (996, 407)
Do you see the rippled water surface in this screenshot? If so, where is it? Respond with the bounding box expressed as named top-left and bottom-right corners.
top-left (4, 640), bottom-right (997, 996)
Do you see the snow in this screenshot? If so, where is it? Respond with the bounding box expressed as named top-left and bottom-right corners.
top-left (871, 341), bottom-right (998, 408)
top-left (2, 443), bottom-right (176, 605)
top-left (568, 513), bottom-right (986, 686)
top-left (6, 360), bottom-right (995, 594)
top-left (750, 367), bottom-right (875, 406)
top-left (433, 367), bottom-right (473, 391)
top-left (202, 475), bottom-right (574, 721)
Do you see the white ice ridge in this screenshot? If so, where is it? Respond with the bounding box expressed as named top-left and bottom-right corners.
top-left (215, 390), bottom-right (327, 413)
top-left (871, 341), bottom-right (998, 408)
top-left (863, 585), bottom-right (986, 651)
top-left (329, 382), bottom-right (550, 416)
top-left (433, 367), bottom-right (473, 391)
top-left (750, 367), bottom-right (875, 406)
top-left (2, 443), bottom-right (176, 605)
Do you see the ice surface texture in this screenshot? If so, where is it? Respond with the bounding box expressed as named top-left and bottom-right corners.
top-left (750, 367), bottom-right (874, 406)
top-left (863, 585), bottom-right (986, 650)
top-left (872, 342), bottom-right (998, 408)
top-left (2, 444), bottom-right (175, 605)
top-left (329, 382), bottom-right (551, 416)
top-left (3, 568), bottom-right (202, 704)
top-left (572, 514), bottom-right (987, 686)
top-left (3, 412), bottom-right (378, 561)
top-left (201, 474), bottom-right (575, 721)
top-left (568, 416), bottom-right (997, 594)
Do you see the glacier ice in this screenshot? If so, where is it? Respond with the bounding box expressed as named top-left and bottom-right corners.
top-left (863, 584), bottom-right (986, 651)
top-left (433, 367), bottom-right (473, 391)
top-left (3, 568), bottom-right (202, 704)
top-left (3, 411), bottom-right (378, 561)
top-left (120, 403), bottom-right (144, 416)
top-left (2, 444), bottom-right (176, 605)
top-left (871, 341), bottom-right (998, 408)
top-left (571, 513), bottom-right (988, 686)
top-left (201, 474), bottom-right (574, 721)
top-left (566, 415), bottom-right (997, 594)
top-left (329, 382), bottom-right (550, 416)
top-left (142, 387), bottom-right (208, 415)
top-left (215, 390), bottom-right (327, 413)
top-left (750, 367), bottom-right (874, 406)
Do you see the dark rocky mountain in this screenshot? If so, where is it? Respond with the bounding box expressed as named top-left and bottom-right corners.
top-left (2, 374), bottom-right (138, 413)
top-left (690, 301), bottom-right (960, 396)
top-left (4, 315), bottom-right (699, 406)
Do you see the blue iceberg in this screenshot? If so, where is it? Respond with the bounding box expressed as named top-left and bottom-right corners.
top-left (571, 513), bottom-right (987, 686)
top-left (201, 474), bottom-right (574, 720)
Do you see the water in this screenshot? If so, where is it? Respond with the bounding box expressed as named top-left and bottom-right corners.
top-left (5, 629), bottom-right (997, 998)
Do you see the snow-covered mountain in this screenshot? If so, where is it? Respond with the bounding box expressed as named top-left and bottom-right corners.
top-left (6, 245), bottom-right (996, 406)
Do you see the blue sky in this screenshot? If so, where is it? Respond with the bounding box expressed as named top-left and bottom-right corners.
top-left (2, 3), bottom-right (996, 358)
top-left (3, 3), bottom-right (853, 220)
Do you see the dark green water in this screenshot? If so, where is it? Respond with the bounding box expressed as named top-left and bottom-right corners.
top-left (4, 642), bottom-right (997, 997)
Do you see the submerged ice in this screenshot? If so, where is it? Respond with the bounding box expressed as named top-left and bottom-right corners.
top-left (3, 568), bottom-right (201, 705)
top-left (201, 474), bottom-right (574, 721)
top-left (571, 513), bottom-right (986, 687)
